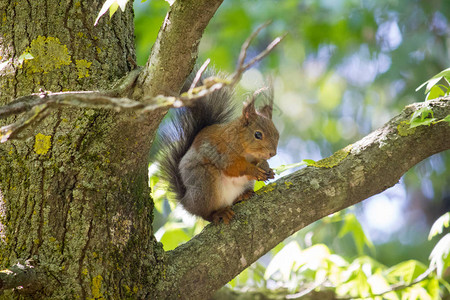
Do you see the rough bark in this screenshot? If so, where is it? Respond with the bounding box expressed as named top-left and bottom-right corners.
top-left (0, 0), bottom-right (449, 299)
top-left (0, 0), bottom-right (225, 298)
top-left (0, 0), bottom-right (158, 298)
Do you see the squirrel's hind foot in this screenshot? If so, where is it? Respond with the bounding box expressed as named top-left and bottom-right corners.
top-left (211, 207), bottom-right (235, 224)
top-left (234, 190), bottom-right (256, 204)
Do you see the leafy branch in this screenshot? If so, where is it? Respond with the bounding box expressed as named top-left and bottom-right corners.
top-left (416, 67), bottom-right (450, 100)
top-left (334, 267), bottom-right (436, 300)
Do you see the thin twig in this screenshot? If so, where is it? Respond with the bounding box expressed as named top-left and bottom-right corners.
top-left (231, 32), bottom-right (286, 86)
top-left (0, 23), bottom-right (285, 142)
top-left (1, 104), bottom-right (49, 142)
top-left (285, 280), bottom-right (327, 299)
top-left (189, 58), bottom-right (211, 92)
top-left (0, 92), bottom-right (178, 142)
top-left (242, 34), bottom-right (287, 73)
top-left (106, 67), bottom-right (142, 97)
top-left (237, 21), bottom-right (272, 71)
top-left (178, 23), bottom-right (285, 104)
top-left (0, 91), bottom-right (97, 118)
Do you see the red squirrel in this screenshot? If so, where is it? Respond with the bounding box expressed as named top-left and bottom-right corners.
top-left (158, 71), bottom-right (279, 224)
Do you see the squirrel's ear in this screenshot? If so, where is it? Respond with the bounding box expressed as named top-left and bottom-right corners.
top-left (257, 82), bottom-right (274, 119)
top-left (258, 104), bottom-right (273, 119)
top-left (242, 96), bottom-right (257, 125)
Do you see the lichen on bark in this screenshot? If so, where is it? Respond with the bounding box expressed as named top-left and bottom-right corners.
top-left (0, 1), bottom-right (162, 298)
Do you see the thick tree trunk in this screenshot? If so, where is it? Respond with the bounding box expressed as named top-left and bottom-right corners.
top-left (0, 1), bottom-right (162, 298)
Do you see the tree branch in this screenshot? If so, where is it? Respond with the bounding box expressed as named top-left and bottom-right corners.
top-left (157, 98), bottom-right (450, 299)
top-left (232, 21), bottom-right (286, 86)
top-left (0, 23), bottom-right (284, 143)
top-left (0, 91), bottom-right (178, 142)
top-left (179, 26), bottom-right (285, 103)
top-left (134, 0), bottom-right (224, 99)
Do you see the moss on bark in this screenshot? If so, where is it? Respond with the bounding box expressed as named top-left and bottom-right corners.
top-left (0, 1), bottom-right (163, 298)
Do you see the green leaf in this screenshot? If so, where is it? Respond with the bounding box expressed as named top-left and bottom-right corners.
top-left (439, 277), bottom-right (450, 293)
top-left (264, 241), bottom-right (302, 281)
top-left (405, 285), bottom-right (434, 300)
top-left (227, 276), bottom-right (237, 288)
top-left (95, 0), bottom-right (130, 26)
top-left (356, 269), bottom-right (370, 297)
top-left (409, 107), bottom-right (436, 128)
top-left (424, 278), bottom-right (440, 300)
top-left (254, 180), bottom-right (266, 191)
top-left (416, 67), bottom-right (450, 93)
top-left (426, 85), bottom-right (445, 100)
top-left (230, 268), bottom-right (249, 287)
top-left (296, 244), bottom-right (331, 271)
top-left (337, 266), bottom-right (371, 298)
top-left (410, 107), bottom-right (434, 122)
top-left (416, 76), bottom-right (442, 94)
top-left (150, 180), bottom-right (168, 213)
top-left (387, 260), bottom-right (427, 284)
top-left (429, 233), bottom-right (450, 277)
top-left (425, 77), bottom-right (443, 94)
top-left (271, 241), bottom-right (286, 255)
top-left (252, 262), bottom-right (267, 285)
top-left (273, 160), bottom-right (309, 174)
top-left (338, 214), bottom-right (374, 255)
top-left (428, 212), bottom-right (450, 240)
top-left (264, 243), bottom-right (332, 283)
top-left (367, 272), bottom-right (396, 298)
top-left (443, 114), bottom-right (450, 125)
top-left (109, 2), bottom-right (119, 18)
top-left (303, 159), bottom-right (317, 165)
top-left (149, 174), bottom-right (159, 191)
top-left (160, 227), bottom-right (190, 251)
top-left (409, 117), bottom-right (436, 128)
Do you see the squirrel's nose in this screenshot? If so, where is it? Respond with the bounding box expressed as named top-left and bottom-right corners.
top-left (269, 151), bottom-right (276, 157)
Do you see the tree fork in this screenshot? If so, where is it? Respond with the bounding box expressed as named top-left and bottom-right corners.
top-left (0, 0), bottom-right (226, 298)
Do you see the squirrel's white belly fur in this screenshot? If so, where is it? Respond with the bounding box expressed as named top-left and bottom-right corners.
top-left (219, 174), bottom-right (249, 207)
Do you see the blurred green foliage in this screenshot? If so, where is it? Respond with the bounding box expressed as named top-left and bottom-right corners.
top-left (227, 212), bottom-right (450, 298)
top-left (135, 0), bottom-right (450, 297)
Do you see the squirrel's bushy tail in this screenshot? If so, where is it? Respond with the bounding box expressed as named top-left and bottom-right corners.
top-left (157, 71), bottom-right (235, 201)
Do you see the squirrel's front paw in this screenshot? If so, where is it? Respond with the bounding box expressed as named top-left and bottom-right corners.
top-left (256, 160), bottom-right (275, 181)
top-left (211, 207), bottom-right (235, 225)
top-left (254, 166), bottom-right (275, 181)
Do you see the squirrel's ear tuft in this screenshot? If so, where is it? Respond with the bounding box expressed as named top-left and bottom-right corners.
top-left (256, 82), bottom-right (274, 119)
top-left (242, 96), bottom-right (257, 125)
top-left (258, 104), bottom-right (273, 119)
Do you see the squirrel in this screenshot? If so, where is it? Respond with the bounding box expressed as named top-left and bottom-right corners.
top-left (157, 70), bottom-right (279, 224)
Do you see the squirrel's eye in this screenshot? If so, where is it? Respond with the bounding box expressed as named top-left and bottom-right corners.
top-left (254, 131), bottom-right (263, 140)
